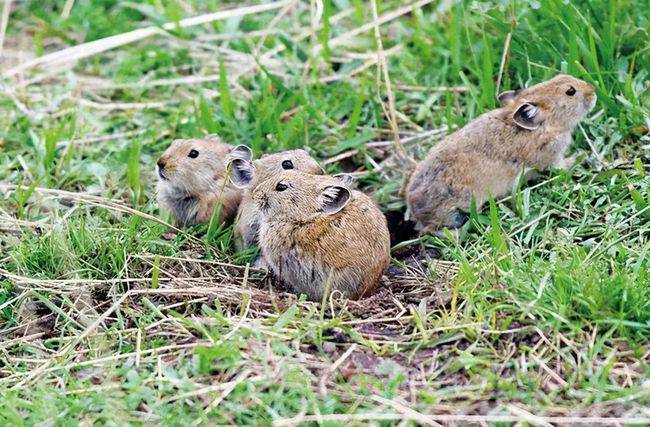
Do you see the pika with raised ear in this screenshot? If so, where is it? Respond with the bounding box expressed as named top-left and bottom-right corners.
top-left (228, 145), bottom-right (325, 251)
top-left (250, 171), bottom-right (390, 301)
top-left (406, 74), bottom-right (596, 233)
top-left (156, 135), bottom-right (243, 226)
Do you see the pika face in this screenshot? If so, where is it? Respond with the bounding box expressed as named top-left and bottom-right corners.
top-left (227, 145), bottom-right (327, 252)
top-left (157, 136), bottom-right (231, 195)
top-left (156, 135), bottom-right (242, 226)
top-left (252, 172), bottom-right (349, 222)
top-left (229, 145), bottom-right (324, 191)
top-left (498, 74), bottom-right (597, 131)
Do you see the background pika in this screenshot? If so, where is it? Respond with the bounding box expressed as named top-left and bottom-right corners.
top-left (157, 135), bottom-right (242, 226)
top-left (251, 171), bottom-right (391, 301)
top-left (406, 74), bottom-right (597, 233)
top-left (228, 145), bottom-right (325, 251)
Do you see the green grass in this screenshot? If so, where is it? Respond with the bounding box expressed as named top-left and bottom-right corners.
top-left (1, 0), bottom-right (648, 424)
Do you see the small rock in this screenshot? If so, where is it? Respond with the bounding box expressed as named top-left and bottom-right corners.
top-left (162, 231), bottom-right (176, 240)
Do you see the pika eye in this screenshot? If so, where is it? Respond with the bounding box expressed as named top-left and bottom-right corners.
top-left (566, 86), bottom-right (576, 96)
top-left (188, 149), bottom-right (199, 158)
top-left (275, 182), bottom-right (288, 192)
top-left (281, 160), bottom-right (294, 170)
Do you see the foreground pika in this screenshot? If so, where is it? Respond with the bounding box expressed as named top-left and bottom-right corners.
top-left (157, 135), bottom-right (242, 226)
top-left (406, 74), bottom-right (597, 233)
top-left (250, 171), bottom-right (391, 301)
top-left (228, 145), bottom-right (325, 251)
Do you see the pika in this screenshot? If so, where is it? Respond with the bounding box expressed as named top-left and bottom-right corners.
top-left (250, 171), bottom-right (391, 301)
top-left (406, 74), bottom-right (596, 233)
top-left (227, 145), bottom-right (325, 251)
top-left (156, 135), bottom-right (243, 226)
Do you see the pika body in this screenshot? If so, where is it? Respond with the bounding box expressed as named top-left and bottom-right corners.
top-left (156, 135), bottom-right (243, 226)
top-left (406, 74), bottom-right (596, 233)
top-left (250, 171), bottom-right (391, 301)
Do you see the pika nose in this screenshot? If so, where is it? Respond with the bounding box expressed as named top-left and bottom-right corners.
top-left (157, 158), bottom-right (166, 169)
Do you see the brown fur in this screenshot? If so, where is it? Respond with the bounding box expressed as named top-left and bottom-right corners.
top-left (406, 74), bottom-right (596, 232)
top-left (233, 149), bottom-right (325, 251)
top-left (156, 135), bottom-right (242, 226)
top-left (252, 171), bottom-right (391, 301)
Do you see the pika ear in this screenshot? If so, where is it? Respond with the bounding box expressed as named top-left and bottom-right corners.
top-left (332, 173), bottom-right (355, 187)
top-left (319, 186), bottom-right (350, 215)
top-left (229, 145), bottom-right (253, 161)
top-left (497, 90), bottom-right (518, 106)
top-left (512, 102), bottom-right (543, 130)
top-left (228, 158), bottom-right (255, 188)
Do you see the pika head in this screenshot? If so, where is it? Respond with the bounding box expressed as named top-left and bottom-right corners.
top-left (497, 74), bottom-right (596, 131)
top-left (251, 171), bottom-right (350, 222)
top-left (226, 146), bottom-right (345, 252)
top-left (156, 136), bottom-right (242, 226)
top-left (156, 136), bottom-right (231, 195)
top-left (228, 145), bottom-right (325, 190)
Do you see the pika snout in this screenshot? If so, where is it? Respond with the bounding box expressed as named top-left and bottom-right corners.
top-left (157, 157), bottom-right (169, 180)
top-left (585, 91), bottom-right (597, 110)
